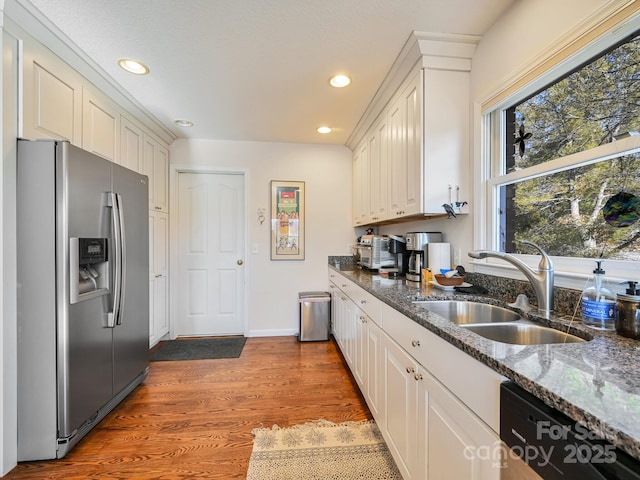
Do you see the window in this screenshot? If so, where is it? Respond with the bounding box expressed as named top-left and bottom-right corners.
top-left (481, 23), bottom-right (640, 284)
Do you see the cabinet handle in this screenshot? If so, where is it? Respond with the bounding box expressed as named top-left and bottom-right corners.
top-left (155, 274), bottom-right (162, 278)
top-left (411, 340), bottom-right (421, 347)
top-left (360, 300), bottom-right (367, 304)
top-left (406, 367), bottom-right (415, 374)
top-left (342, 284), bottom-right (347, 288)
top-left (414, 373), bottom-right (423, 381)
top-left (154, 206), bottom-right (162, 210)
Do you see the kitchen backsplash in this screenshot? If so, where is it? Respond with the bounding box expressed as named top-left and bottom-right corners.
top-left (328, 256), bottom-right (583, 319)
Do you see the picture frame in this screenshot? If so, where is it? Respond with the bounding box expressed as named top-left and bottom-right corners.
top-left (270, 180), bottom-right (305, 260)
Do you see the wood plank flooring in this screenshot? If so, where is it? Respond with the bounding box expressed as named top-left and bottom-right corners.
top-left (5, 337), bottom-right (370, 479)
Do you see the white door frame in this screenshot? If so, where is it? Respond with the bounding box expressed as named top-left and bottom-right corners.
top-left (169, 164), bottom-right (249, 340)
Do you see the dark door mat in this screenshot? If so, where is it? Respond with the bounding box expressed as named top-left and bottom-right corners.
top-left (151, 337), bottom-right (247, 361)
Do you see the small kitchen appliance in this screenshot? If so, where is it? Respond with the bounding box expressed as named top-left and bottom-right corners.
top-left (616, 281), bottom-right (640, 339)
top-left (357, 234), bottom-right (395, 270)
top-left (405, 232), bottom-right (442, 286)
top-left (380, 235), bottom-right (409, 277)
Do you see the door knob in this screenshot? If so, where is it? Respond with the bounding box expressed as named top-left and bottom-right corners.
top-left (237, 259), bottom-right (244, 265)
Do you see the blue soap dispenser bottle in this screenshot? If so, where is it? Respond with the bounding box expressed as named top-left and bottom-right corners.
top-left (581, 260), bottom-right (616, 330)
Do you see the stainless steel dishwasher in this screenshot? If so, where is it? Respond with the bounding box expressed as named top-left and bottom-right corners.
top-left (500, 381), bottom-right (640, 479)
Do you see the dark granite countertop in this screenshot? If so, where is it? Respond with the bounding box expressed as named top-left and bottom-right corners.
top-left (327, 260), bottom-right (640, 462)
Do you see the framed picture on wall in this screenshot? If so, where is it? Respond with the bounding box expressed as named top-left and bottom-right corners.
top-left (270, 180), bottom-right (305, 260)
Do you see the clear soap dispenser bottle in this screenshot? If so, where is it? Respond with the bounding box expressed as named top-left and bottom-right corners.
top-left (581, 260), bottom-right (617, 330)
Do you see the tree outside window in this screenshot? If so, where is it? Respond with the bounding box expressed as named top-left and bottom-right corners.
top-left (498, 32), bottom-right (640, 262)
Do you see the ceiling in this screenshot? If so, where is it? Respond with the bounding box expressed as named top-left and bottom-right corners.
top-left (23, 0), bottom-right (515, 145)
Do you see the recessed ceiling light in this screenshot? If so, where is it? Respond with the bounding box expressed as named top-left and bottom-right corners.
top-left (317, 126), bottom-right (332, 134)
top-left (117, 58), bottom-right (149, 75)
top-left (329, 74), bottom-right (351, 88)
top-left (173, 119), bottom-right (194, 128)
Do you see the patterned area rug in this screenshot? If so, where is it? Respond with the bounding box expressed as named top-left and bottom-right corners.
top-left (246, 419), bottom-right (402, 479)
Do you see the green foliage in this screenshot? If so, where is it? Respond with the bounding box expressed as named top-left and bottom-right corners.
top-left (505, 34), bottom-right (640, 261)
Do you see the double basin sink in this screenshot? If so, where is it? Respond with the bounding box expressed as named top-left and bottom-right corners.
top-left (413, 300), bottom-right (587, 345)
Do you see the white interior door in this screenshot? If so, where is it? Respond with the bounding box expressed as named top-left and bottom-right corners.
top-left (177, 172), bottom-right (245, 336)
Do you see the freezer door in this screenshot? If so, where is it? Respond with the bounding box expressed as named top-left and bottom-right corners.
top-left (111, 162), bottom-right (150, 395)
top-left (57, 142), bottom-right (114, 438)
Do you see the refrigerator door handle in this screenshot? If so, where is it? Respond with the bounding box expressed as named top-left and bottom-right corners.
top-left (115, 193), bottom-right (126, 325)
top-left (107, 192), bottom-right (123, 328)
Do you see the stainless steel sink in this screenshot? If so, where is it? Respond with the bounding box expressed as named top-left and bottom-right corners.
top-left (461, 322), bottom-right (586, 345)
top-left (413, 300), bottom-right (588, 345)
top-left (413, 300), bottom-right (522, 324)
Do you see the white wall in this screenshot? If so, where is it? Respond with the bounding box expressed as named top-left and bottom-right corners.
top-left (170, 139), bottom-right (353, 337)
top-left (471, 0), bottom-right (624, 102)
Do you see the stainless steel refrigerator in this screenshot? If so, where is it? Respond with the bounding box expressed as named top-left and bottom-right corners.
top-left (16, 139), bottom-right (150, 461)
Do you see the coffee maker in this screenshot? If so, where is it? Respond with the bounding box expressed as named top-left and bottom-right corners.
top-left (405, 232), bottom-right (443, 286)
top-left (382, 235), bottom-right (409, 277)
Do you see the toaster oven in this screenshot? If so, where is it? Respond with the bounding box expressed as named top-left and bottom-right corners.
top-left (357, 235), bottom-right (395, 270)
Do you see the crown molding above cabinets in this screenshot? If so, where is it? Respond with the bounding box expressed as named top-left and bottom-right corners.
top-left (346, 31), bottom-right (480, 151)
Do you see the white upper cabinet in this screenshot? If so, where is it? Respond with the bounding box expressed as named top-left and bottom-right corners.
top-left (143, 134), bottom-right (169, 212)
top-left (21, 35), bottom-right (83, 144)
top-left (352, 141), bottom-right (370, 226)
top-left (20, 28), bottom-right (171, 190)
top-left (120, 116), bottom-right (144, 173)
top-left (350, 33), bottom-right (478, 226)
top-left (369, 115), bottom-right (389, 222)
top-left (82, 88), bottom-right (120, 162)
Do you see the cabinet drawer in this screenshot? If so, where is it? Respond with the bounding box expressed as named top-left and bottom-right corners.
top-left (328, 271), bottom-right (382, 326)
top-left (383, 304), bottom-right (503, 432)
top-left (348, 287), bottom-right (381, 326)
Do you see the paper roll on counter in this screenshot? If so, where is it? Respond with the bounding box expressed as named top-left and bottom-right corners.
top-left (428, 243), bottom-right (451, 274)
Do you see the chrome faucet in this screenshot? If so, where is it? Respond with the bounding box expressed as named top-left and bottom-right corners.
top-left (468, 241), bottom-right (554, 316)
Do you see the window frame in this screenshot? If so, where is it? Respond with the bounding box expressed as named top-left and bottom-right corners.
top-left (474, 14), bottom-right (640, 291)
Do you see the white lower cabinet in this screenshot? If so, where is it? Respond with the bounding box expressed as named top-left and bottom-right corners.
top-left (365, 318), bottom-right (385, 423)
top-left (383, 333), bottom-right (420, 479)
top-left (329, 270), bottom-right (502, 480)
top-left (426, 376), bottom-right (501, 480)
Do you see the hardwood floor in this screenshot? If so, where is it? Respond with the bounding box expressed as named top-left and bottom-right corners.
top-left (5, 337), bottom-right (370, 479)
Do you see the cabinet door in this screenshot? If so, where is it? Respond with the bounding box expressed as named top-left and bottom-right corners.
top-left (82, 88), bottom-right (120, 162)
top-left (417, 366), bottom-right (431, 480)
top-left (383, 334), bottom-right (419, 479)
top-left (21, 36), bottom-right (83, 144)
top-left (352, 148), bottom-right (362, 226)
top-left (149, 211), bottom-right (169, 346)
top-left (423, 68), bottom-right (469, 214)
top-left (387, 93), bottom-right (406, 217)
top-left (343, 298), bottom-right (356, 369)
top-left (366, 319), bottom-right (385, 424)
top-left (352, 142), bottom-right (370, 226)
top-left (353, 308), bottom-right (368, 388)
top-left (120, 116), bottom-right (143, 172)
top-left (403, 71), bottom-right (423, 215)
top-left (370, 115), bottom-right (389, 222)
top-left (332, 291), bottom-right (347, 351)
top-left (144, 135), bottom-right (169, 212)
top-left (427, 375), bottom-right (501, 480)
top-left (388, 69), bottom-right (422, 218)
